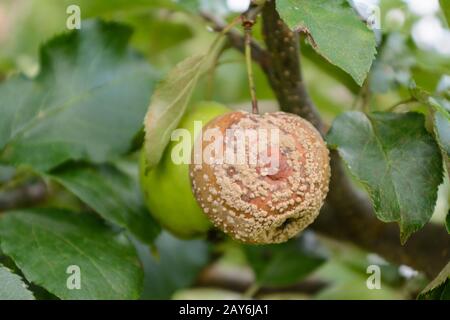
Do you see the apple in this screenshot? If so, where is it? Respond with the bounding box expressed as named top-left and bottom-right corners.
top-left (140, 101), bottom-right (230, 238)
top-left (189, 111), bottom-right (330, 244)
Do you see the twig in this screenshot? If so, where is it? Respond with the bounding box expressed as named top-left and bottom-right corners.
top-left (352, 79), bottom-right (370, 111)
top-left (241, 4), bottom-right (262, 114)
top-left (200, 12), bottom-right (270, 72)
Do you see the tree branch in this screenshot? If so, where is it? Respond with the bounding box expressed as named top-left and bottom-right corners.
top-left (260, 0), bottom-right (449, 279)
top-left (202, 1), bottom-right (449, 279)
top-left (261, 3), bottom-right (323, 131)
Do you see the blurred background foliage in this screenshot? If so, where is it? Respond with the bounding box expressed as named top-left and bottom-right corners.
top-left (0, 0), bottom-right (448, 300)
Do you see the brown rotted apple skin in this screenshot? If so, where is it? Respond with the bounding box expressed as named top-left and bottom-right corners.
top-left (189, 111), bottom-right (330, 244)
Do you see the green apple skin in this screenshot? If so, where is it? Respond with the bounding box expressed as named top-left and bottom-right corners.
top-left (140, 102), bottom-right (230, 239)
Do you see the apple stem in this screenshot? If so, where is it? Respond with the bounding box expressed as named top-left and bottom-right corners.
top-left (242, 11), bottom-right (260, 114)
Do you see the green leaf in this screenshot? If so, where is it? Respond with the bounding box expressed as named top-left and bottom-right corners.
top-left (143, 55), bottom-right (204, 169)
top-left (440, 0), bottom-right (450, 26)
top-left (137, 232), bottom-right (210, 300)
top-left (430, 98), bottom-right (450, 158)
top-left (0, 20), bottom-right (157, 171)
top-left (446, 211), bottom-right (450, 234)
top-left (243, 236), bottom-right (325, 287)
top-left (276, 0), bottom-right (377, 85)
top-left (418, 262), bottom-right (450, 300)
top-left (49, 163), bottom-right (160, 245)
top-left (0, 209), bottom-right (143, 300)
top-left (327, 111), bottom-right (444, 243)
top-left (302, 44), bottom-right (360, 94)
top-left (409, 84), bottom-right (450, 159)
top-left (0, 265), bottom-right (35, 300)
top-left (143, 38), bottom-right (223, 169)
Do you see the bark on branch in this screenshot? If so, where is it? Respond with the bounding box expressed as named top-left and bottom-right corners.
top-left (202, 0), bottom-right (450, 279)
